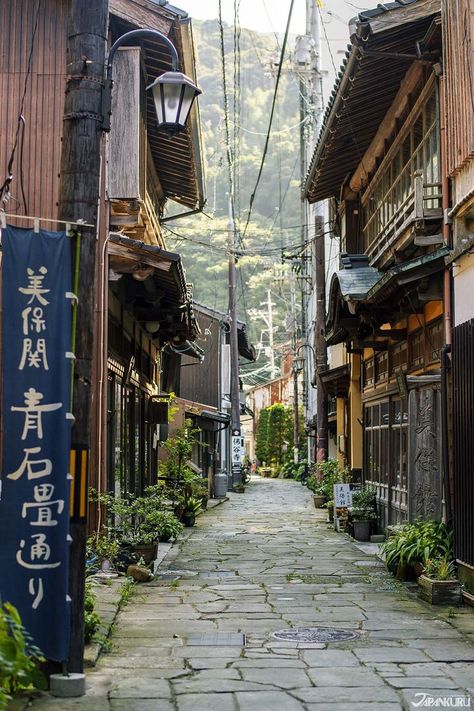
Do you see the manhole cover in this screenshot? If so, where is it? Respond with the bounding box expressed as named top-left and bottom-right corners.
top-left (272, 627), bottom-right (360, 643)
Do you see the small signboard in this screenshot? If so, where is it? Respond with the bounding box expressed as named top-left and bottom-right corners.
top-left (334, 483), bottom-right (361, 507)
top-left (231, 435), bottom-right (242, 465)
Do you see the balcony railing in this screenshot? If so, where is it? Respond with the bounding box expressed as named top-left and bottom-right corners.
top-left (362, 109), bottom-right (442, 265)
top-left (364, 174), bottom-right (442, 264)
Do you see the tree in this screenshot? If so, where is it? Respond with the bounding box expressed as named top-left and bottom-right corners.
top-left (255, 408), bottom-right (270, 464)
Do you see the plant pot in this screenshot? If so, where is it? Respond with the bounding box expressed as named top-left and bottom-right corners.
top-left (417, 574), bottom-right (462, 606)
top-left (395, 563), bottom-right (417, 581)
top-left (313, 494), bottom-right (326, 508)
top-left (182, 513), bottom-right (196, 527)
top-left (174, 504), bottom-right (184, 520)
top-left (413, 561), bottom-right (424, 578)
top-left (132, 542), bottom-right (158, 565)
top-left (352, 520), bottom-right (371, 541)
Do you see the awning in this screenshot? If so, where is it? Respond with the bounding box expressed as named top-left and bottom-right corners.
top-left (108, 232), bottom-right (199, 345)
top-left (319, 364), bottom-right (350, 397)
top-left (326, 246), bottom-right (448, 345)
top-left (200, 410), bottom-right (231, 424)
top-left (335, 254), bottom-right (381, 304)
top-left (110, 3), bottom-right (205, 211)
top-left (304, 0), bottom-right (440, 203)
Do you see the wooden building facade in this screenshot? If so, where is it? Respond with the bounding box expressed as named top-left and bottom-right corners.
top-left (0, 0), bottom-right (205, 519)
top-left (305, 0), bottom-right (449, 528)
top-left (442, 0), bottom-right (474, 597)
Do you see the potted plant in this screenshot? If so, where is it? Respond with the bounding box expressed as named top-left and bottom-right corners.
top-left (418, 557), bottom-right (462, 605)
top-left (380, 520), bottom-right (453, 580)
top-left (87, 533), bottom-right (120, 572)
top-left (306, 471), bottom-right (326, 508)
top-left (153, 511), bottom-right (184, 542)
top-left (350, 487), bottom-right (377, 541)
top-left (181, 495), bottom-right (202, 527)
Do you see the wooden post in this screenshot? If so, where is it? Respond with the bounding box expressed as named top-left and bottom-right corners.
top-left (57, 0), bottom-right (109, 673)
top-left (314, 214), bottom-right (328, 462)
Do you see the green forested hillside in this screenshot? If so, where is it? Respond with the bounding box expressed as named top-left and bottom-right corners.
top-left (164, 19), bottom-right (303, 378)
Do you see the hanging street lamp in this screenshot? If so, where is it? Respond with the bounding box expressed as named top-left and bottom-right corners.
top-left (102, 28), bottom-right (201, 134)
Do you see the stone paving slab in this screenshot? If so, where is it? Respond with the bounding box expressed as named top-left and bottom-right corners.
top-left (27, 477), bottom-right (474, 710)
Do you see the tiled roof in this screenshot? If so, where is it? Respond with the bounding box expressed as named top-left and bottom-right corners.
top-left (304, 0), bottom-right (440, 203)
top-left (356, 0), bottom-right (419, 22)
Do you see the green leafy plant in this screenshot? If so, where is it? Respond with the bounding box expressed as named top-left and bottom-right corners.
top-left (152, 511), bottom-right (184, 541)
top-left (351, 486), bottom-right (377, 522)
top-left (118, 578), bottom-right (136, 609)
top-left (0, 602), bottom-right (46, 707)
top-left (87, 534), bottom-right (120, 566)
top-left (84, 583), bottom-right (101, 644)
top-left (423, 556), bottom-right (457, 581)
top-left (307, 459), bottom-right (350, 499)
top-left (182, 495), bottom-right (203, 516)
top-left (381, 520), bottom-right (453, 572)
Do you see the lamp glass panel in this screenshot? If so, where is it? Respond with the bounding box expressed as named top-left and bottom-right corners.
top-left (152, 84), bottom-right (165, 124)
top-left (162, 82), bottom-right (182, 124)
top-left (176, 84), bottom-right (196, 126)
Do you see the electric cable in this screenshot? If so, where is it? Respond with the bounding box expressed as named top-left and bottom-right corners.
top-left (242, 0), bottom-right (296, 242)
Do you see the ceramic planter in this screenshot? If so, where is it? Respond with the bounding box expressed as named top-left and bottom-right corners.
top-left (352, 520), bottom-right (370, 541)
top-left (313, 494), bottom-right (326, 508)
top-left (417, 574), bottom-right (462, 605)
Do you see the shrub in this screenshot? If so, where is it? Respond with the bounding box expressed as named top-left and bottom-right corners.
top-left (84, 583), bottom-right (101, 644)
top-left (381, 520), bottom-right (453, 572)
top-left (0, 602), bottom-right (46, 707)
top-left (423, 556), bottom-right (457, 581)
top-left (307, 459), bottom-right (350, 499)
top-left (351, 486), bottom-right (377, 522)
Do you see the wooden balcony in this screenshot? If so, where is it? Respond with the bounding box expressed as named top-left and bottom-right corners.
top-left (364, 173), bottom-right (443, 266)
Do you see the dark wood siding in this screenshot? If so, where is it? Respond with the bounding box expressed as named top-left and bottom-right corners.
top-left (0, 0), bottom-right (68, 223)
top-left (443, 0), bottom-right (474, 175)
top-left (452, 319), bottom-right (474, 567)
top-left (180, 311), bottom-right (220, 409)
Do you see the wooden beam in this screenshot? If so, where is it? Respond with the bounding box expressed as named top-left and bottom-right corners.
top-left (414, 233), bottom-right (444, 246)
top-left (374, 328), bottom-right (407, 340)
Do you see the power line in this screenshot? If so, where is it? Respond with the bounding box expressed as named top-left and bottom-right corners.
top-left (241, 0), bottom-right (296, 242)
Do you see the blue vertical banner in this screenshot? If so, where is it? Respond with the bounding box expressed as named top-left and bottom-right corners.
top-left (0, 225), bottom-right (73, 661)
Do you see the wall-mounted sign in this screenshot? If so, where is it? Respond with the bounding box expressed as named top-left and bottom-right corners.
top-left (0, 226), bottom-right (73, 662)
top-left (231, 435), bottom-right (242, 464)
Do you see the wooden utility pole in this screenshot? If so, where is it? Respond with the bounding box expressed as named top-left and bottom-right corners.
top-left (314, 214), bottom-right (328, 461)
top-left (58, 0), bottom-right (109, 672)
top-left (228, 194), bottom-right (242, 488)
top-left (290, 274), bottom-right (300, 459)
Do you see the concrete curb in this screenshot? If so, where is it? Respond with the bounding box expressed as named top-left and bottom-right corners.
top-left (84, 495), bottom-right (230, 666)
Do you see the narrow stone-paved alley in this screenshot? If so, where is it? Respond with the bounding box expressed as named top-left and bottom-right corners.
top-left (35, 478), bottom-right (474, 710)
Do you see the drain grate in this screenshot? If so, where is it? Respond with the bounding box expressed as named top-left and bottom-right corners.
top-left (272, 627), bottom-right (360, 643)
